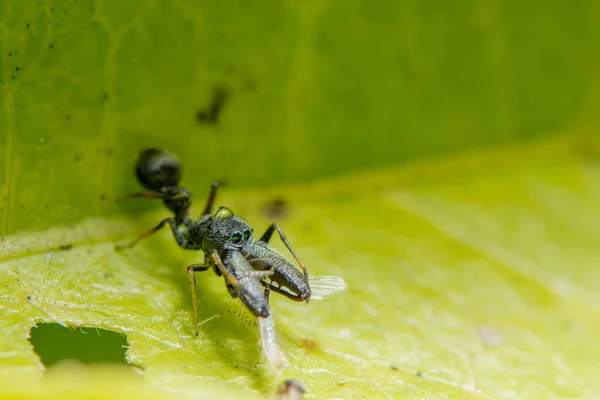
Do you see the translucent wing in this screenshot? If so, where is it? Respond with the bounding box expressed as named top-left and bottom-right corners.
top-left (309, 275), bottom-right (347, 300)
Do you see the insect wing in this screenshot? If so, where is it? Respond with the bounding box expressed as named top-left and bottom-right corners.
top-left (308, 275), bottom-right (347, 300)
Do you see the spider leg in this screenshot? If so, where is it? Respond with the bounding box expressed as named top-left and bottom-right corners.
top-left (258, 223), bottom-right (309, 282)
top-left (187, 263), bottom-right (210, 336)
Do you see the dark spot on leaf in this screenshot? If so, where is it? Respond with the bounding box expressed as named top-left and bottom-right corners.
top-left (51, 8), bottom-right (54, 12)
top-left (101, 92), bottom-right (109, 102)
top-left (29, 323), bottom-right (134, 369)
top-left (276, 379), bottom-right (306, 397)
top-left (74, 153), bottom-right (81, 162)
top-left (8, 53), bottom-right (12, 56)
top-left (196, 86), bottom-right (229, 125)
top-left (196, 110), bottom-right (209, 122)
top-left (390, 364), bottom-right (399, 371)
top-left (66, 115), bottom-right (71, 121)
top-left (58, 243), bottom-right (73, 251)
top-left (49, 44), bottom-right (54, 49)
top-left (262, 198), bottom-right (289, 220)
top-left (416, 371), bottom-right (423, 377)
top-left (299, 338), bottom-right (320, 352)
top-left (105, 147), bottom-right (115, 156)
top-left (15, 67), bottom-right (19, 71)
top-left (12, 76), bottom-right (15, 80)
top-left (26, 23), bottom-right (30, 28)
top-left (99, 194), bottom-right (107, 201)
top-left (26, 295), bottom-right (32, 300)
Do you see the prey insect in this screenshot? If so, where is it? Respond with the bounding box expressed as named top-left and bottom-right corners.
top-left (116, 149), bottom-right (346, 335)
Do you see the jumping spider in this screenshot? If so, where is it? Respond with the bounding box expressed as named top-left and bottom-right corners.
top-left (117, 149), bottom-right (344, 335)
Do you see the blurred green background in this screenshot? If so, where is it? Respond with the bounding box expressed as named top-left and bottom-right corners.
top-left (2, 0), bottom-right (599, 236)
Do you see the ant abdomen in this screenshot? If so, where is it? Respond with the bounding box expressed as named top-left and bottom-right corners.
top-left (136, 148), bottom-right (182, 192)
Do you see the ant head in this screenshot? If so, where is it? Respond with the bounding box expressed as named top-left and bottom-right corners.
top-left (207, 207), bottom-right (254, 249)
top-left (136, 148), bottom-right (182, 192)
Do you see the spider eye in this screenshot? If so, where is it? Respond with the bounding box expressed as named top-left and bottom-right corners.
top-left (231, 231), bottom-right (243, 244)
top-left (243, 229), bottom-right (252, 240)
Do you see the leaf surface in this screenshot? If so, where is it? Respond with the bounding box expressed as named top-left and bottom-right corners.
top-left (1, 136), bottom-right (599, 399)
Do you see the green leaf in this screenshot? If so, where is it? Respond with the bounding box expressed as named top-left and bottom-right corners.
top-left (3, 0), bottom-right (600, 398)
top-left (2, 135), bottom-right (600, 398)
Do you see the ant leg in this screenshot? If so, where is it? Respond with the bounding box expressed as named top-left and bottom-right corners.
top-left (116, 217), bottom-right (172, 250)
top-left (187, 263), bottom-right (210, 336)
top-left (116, 192), bottom-right (167, 201)
top-left (201, 182), bottom-right (220, 216)
top-left (117, 189), bottom-right (192, 226)
top-left (260, 280), bottom-right (304, 302)
top-left (258, 223), bottom-right (309, 282)
top-left (116, 217), bottom-right (199, 250)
